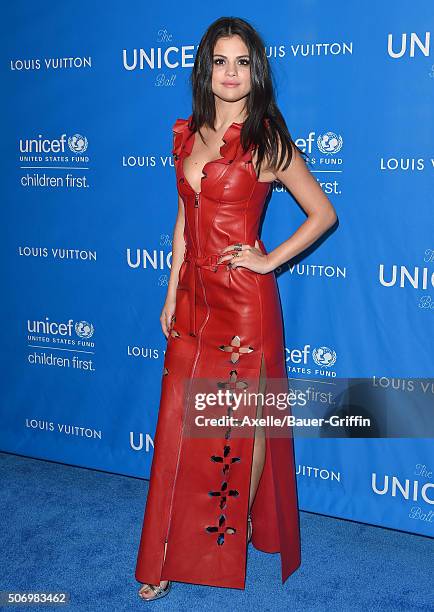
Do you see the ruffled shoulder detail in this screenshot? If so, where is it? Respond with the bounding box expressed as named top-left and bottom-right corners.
top-left (172, 115), bottom-right (192, 158)
top-left (217, 122), bottom-right (243, 164)
top-left (219, 118), bottom-right (272, 163)
top-left (214, 121), bottom-right (259, 165)
top-left (171, 117), bottom-right (255, 164)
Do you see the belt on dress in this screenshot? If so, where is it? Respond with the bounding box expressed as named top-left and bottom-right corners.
top-left (182, 239), bottom-right (265, 337)
top-left (183, 251), bottom-right (223, 337)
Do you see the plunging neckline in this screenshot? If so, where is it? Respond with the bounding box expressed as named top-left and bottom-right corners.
top-left (181, 121), bottom-right (244, 195)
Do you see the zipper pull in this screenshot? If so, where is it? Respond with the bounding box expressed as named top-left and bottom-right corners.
top-left (194, 192), bottom-right (199, 208)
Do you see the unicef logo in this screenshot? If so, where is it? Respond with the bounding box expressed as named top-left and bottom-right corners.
top-left (317, 132), bottom-right (343, 154)
top-left (75, 320), bottom-right (94, 338)
top-left (312, 346), bottom-right (336, 367)
top-left (68, 134), bottom-right (88, 153)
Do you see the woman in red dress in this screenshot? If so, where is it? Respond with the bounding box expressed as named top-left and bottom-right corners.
top-left (136, 16), bottom-right (337, 601)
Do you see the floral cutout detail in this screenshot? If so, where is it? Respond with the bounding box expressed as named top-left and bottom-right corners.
top-left (219, 335), bottom-right (254, 364)
top-left (217, 369), bottom-right (249, 392)
top-left (205, 514), bottom-right (237, 546)
top-left (205, 333), bottom-right (254, 545)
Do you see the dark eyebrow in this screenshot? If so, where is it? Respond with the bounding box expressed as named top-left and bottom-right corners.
top-left (213, 54), bottom-right (250, 58)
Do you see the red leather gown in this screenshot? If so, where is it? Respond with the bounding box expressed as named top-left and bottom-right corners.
top-left (135, 116), bottom-right (301, 589)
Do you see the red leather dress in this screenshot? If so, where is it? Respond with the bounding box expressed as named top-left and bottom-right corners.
top-left (135, 116), bottom-right (301, 589)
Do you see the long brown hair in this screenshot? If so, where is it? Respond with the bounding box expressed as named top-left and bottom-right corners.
top-left (189, 16), bottom-right (309, 176)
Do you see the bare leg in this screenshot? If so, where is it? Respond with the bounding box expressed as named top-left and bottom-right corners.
top-left (249, 353), bottom-right (267, 511)
top-left (138, 540), bottom-right (169, 600)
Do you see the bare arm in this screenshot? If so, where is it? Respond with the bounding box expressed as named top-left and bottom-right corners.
top-left (166, 195), bottom-right (186, 301)
top-left (265, 143), bottom-right (338, 271)
top-left (218, 143), bottom-right (338, 274)
top-left (160, 195), bottom-right (186, 337)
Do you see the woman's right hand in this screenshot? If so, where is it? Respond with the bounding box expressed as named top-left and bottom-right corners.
top-left (160, 297), bottom-right (177, 339)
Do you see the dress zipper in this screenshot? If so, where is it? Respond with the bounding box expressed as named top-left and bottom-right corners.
top-left (194, 191), bottom-right (200, 254)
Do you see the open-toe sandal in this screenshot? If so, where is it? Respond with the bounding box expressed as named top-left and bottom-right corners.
top-left (138, 581), bottom-right (171, 602)
top-left (247, 514), bottom-right (253, 543)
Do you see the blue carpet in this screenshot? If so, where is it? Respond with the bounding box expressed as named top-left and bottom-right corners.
top-left (1, 452), bottom-right (432, 611)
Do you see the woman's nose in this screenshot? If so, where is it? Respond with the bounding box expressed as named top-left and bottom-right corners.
top-left (225, 63), bottom-right (237, 76)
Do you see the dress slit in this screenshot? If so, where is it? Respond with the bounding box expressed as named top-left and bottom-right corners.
top-left (135, 115), bottom-right (301, 590)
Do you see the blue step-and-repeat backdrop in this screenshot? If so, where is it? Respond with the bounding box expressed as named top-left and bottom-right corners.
top-left (1, 2), bottom-right (433, 538)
